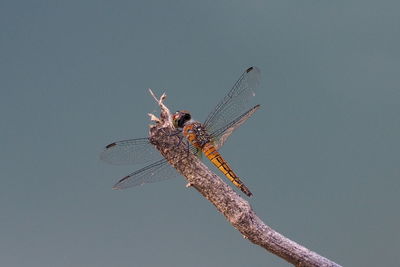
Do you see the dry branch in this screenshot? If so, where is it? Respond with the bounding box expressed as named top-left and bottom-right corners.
top-left (148, 90), bottom-right (342, 267)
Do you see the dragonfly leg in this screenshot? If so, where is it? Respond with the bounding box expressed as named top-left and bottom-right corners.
top-left (186, 140), bottom-right (191, 158)
top-left (175, 134), bottom-right (185, 147)
top-left (165, 129), bottom-right (184, 146)
top-left (167, 129), bottom-right (182, 137)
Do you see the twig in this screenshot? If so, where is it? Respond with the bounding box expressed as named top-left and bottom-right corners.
top-left (148, 91), bottom-right (342, 267)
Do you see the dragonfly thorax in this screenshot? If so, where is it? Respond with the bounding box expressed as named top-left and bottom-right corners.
top-left (173, 110), bottom-right (211, 148)
top-left (182, 121), bottom-right (211, 148)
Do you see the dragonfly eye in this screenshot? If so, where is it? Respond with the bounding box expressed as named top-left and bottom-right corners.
top-left (173, 111), bottom-right (191, 128)
top-left (178, 113), bottom-right (191, 128)
top-left (183, 113), bottom-right (191, 121)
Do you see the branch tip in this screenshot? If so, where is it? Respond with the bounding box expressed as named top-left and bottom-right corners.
top-left (148, 88), bottom-right (173, 127)
top-left (148, 113), bottom-right (161, 123)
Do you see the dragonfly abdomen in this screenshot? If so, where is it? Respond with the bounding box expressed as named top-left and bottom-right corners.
top-left (202, 143), bottom-right (252, 197)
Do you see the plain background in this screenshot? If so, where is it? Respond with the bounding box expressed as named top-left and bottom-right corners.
top-left (1, 1), bottom-right (399, 266)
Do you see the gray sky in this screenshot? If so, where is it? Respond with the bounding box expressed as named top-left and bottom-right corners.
top-left (1, 1), bottom-right (399, 266)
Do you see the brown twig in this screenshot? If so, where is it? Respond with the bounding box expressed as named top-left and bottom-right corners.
top-left (148, 90), bottom-right (342, 267)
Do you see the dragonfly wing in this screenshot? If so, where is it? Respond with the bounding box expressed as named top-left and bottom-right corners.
top-left (112, 140), bottom-right (202, 189)
top-left (203, 66), bottom-right (261, 135)
top-left (211, 105), bottom-right (260, 150)
top-left (112, 158), bottom-right (181, 189)
top-left (100, 138), bottom-right (163, 165)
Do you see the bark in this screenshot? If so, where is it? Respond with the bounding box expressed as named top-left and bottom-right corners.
top-left (148, 90), bottom-right (342, 267)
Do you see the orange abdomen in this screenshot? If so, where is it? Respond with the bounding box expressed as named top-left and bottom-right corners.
top-left (182, 123), bottom-right (252, 197)
top-left (202, 143), bottom-right (252, 197)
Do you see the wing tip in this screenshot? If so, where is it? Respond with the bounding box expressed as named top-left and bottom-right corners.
top-left (246, 66), bottom-right (261, 88)
top-left (112, 182), bottom-right (122, 190)
top-left (105, 142), bottom-right (117, 149)
top-left (112, 175), bottom-right (130, 190)
top-left (246, 66), bottom-right (260, 74)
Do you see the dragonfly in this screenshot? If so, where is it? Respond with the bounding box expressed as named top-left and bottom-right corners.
top-left (100, 66), bottom-right (261, 197)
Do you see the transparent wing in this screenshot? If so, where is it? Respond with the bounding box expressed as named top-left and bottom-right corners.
top-left (109, 139), bottom-right (200, 189)
top-left (100, 138), bottom-right (162, 165)
top-left (211, 105), bottom-right (260, 150)
top-left (203, 66), bottom-right (261, 135)
top-left (112, 159), bottom-right (181, 189)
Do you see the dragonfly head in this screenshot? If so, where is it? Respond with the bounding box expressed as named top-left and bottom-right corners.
top-left (172, 110), bottom-right (191, 129)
